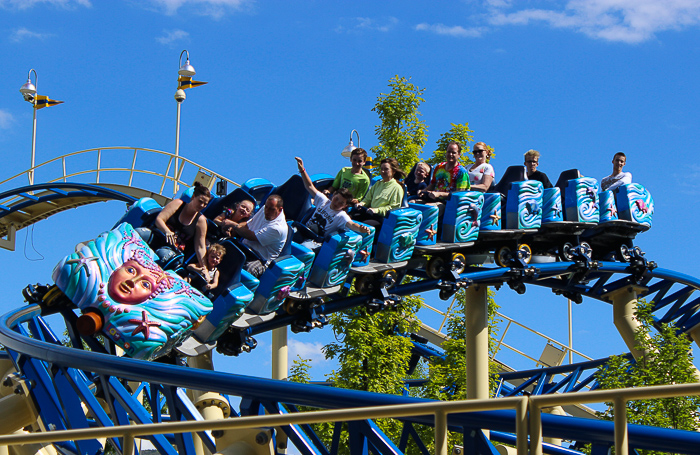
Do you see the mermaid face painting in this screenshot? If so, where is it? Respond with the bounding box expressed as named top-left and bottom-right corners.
top-left (108, 260), bottom-right (158, 304)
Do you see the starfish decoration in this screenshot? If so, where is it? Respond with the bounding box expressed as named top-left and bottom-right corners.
top-left (425, 228), bottom-right (437, 241)
top-left (66, 251), bottom-right (100, 278)
top-left (490, 214), bottom-right (501, 226)
top-left (128, 311), bottom-right (160, 340)
top-left (608, 206), bottom-right (617, 217)
top-left (175, 285), bottom-right (202, 298)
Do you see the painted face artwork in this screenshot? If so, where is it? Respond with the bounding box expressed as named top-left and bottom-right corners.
top-left (107, 259), bottom-right (159, 305)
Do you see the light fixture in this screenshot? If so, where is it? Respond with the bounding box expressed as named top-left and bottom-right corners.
top-left (19, 69), bottom-right (37, 102)
top-left (178, 50), bottom-right (196, 76)
top-left (341, 129), bottom-right (360, 158)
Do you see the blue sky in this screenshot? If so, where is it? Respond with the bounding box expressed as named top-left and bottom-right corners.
top-left (1, 0), bottom-right (700, 382)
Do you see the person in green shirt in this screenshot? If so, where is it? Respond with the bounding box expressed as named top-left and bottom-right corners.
top-left (326, 148), bottom-right (371, 201)
top-left (352, 158), bottom-right (406, 229)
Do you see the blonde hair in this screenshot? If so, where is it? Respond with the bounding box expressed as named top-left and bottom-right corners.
top-left (524, 149), bottom-right (540, 160)
top-left (416, 162), bottom-right (430, 173)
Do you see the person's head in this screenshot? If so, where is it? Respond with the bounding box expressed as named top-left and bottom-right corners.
top-left (107, 250), bottom-right (170, 305)
top-left (379, 158), bottom-right (406, 182)
top-left (472, 142), bottom-right (490, 163)
top-left (230, 200), bottom-right (254, 222)
top-left (206, 243), bottom-right (226, 268)
top-left (330, 187), bottom-right (353, 211)
top-left (189, 182), bottom-right (212, 212)
top-left (446, 141), bottom-right (462, 165)
top-left (524, 149), bottom-right (540, 175)
top-left (350, 148), bottom-right (368, 170)
top-left (612, 152), bottom-right (626, 173)
top-left (414, 162), bottom-right (430, 182)
top-left (264, 194), bottom-right (284, 221)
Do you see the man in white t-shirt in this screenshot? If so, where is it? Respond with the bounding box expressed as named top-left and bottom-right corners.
top-left (230, 194), bottom-right (288, 277)
top-left (295, 157), bottom-right (370, 252)
top-left (601, 152), bottom-right (632, 192)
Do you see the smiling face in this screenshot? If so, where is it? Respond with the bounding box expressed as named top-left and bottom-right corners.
top-left (107, 260), bottom-right (158, 305)
top-left (380, 162), bottom-right (394, 181)
top-left (233, 200), bottom-right (254, 222)
top-left (350, 154), bottom-right (366, 172)
top-left (330, 192), bottom-right (350, 211)
top-left (446, 143), bottom-right (461, 165)
top-left (472, 145), bottom-right (488, 164)
top-left (613, 154), bottom-right (626, 173)
top-left (415, 163), bottom-right (429, 182)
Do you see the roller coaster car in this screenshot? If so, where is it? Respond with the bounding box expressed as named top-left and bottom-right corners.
top-left (52, 222), bottom-right (214, 361)
top-left (581, 182), bottom-right (654, 261)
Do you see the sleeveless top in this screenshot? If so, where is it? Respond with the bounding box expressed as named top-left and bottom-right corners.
top-left (165, 202), bottom-right (202, 258)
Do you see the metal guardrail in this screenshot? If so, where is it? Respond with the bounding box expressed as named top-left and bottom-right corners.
top-left (0, 382), bottom-right (698, 455)
top-left (0, 146), bottom-right (240, 199)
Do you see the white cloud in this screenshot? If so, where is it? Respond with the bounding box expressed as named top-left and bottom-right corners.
top-left (0, 0), bottom-right (90, 9)
top-left (336, 16), bottom-right (399, 33)
top-left (0, 110), bottom-right (15, 130)
top-left (146, 0), bottom-right (252, 19)
top-left (9, 27), bottom-right (53, 42)
top-left (485, 0), bottom-right (700, 43)
top-left (289, 339), bottom-right (327, 365)
top-left (156, 29), bottom-right (190, 45)
top-left (415, 23), bottom-right (484, 38)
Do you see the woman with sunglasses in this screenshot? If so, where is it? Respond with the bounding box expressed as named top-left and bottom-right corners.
top-left (468, 142), bottom-right (496, 192)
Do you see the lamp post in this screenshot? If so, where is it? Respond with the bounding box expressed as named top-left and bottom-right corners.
top-left (19, 69), bottom-right (38, 185)
top-left (174, 49), bottom-right (197, 193)
top-left (341, 129), bottom-right (360, 157)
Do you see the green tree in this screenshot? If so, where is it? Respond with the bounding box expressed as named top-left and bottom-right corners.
top-left (595, 299), bottom-right (700, 454)
top-left (371, 75), bottom-right (429, 173)
top-left (427, 123), bottom-right (475, 167)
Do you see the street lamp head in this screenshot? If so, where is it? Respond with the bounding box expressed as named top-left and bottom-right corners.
top-left (19, 69), bottom-right (38, 103)
top-left (341, 129), bottom-right (360, 158)
top-left (174, 89), bottom-right (186, 103)
top-left (178, 50), bottom-right (196, 76)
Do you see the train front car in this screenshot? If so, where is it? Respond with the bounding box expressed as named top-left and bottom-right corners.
top-left (52, 222), bottom-right (214, 361)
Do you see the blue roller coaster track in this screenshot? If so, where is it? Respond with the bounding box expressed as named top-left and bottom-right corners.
top-left (0, 167), bottom-right (697, 455)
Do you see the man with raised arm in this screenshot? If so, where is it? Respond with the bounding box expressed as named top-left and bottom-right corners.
top-left (295, 157), bottom-right (371, 252)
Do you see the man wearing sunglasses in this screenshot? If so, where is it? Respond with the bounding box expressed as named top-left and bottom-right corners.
top-left (524, 149), bottom-right (553, 189)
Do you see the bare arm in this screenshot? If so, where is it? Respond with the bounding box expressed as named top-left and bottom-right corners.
top-left (295, 157), bottom-right (319, 197)
top-left (195, 215), bottom-right (209, 273)
top-left (470, 173), bottom-right (494, 192)
top-left (154, 199), bottom-right (184, 246)
top-left (347, 221), bottom-right (371, 234)
top-left (230, 220), bottom-right (257, 242)
top-left (208, 269), bottom-right (220, 289)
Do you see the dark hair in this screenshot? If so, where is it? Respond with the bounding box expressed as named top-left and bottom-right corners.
top-left (192, 182), bottom-right (212, 199)
top-left (613, 152), bottom-right (627, 160)
top-left (381, 158), bottom-right (407, 181)
top-left (351, 148), bottom-right (368, 161)
top-left (268, 194), bottom-right (284, 208)
top-left (447, 141), bottom-right (462, 154)
top-left (335, 187), bottom-right (354, 207)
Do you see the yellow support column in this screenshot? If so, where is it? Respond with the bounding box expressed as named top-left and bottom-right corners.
top-left (464, 284), bottom-right (490, 442)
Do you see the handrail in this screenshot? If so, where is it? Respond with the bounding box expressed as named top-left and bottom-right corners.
top-left (0, 146), bottom-right (240, 199)
top-left (0, 381), bottom-right (699, 455)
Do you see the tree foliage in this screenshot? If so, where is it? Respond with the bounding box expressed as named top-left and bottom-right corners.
top-left (595, 299), bottom-right (700, 454)
top-left (426, 123), bottom-right (475, 167)
top-left (371, 75), bottom-right (429, 173)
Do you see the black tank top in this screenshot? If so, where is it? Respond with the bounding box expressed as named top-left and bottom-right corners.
top-left (165, 203), bottom-right (202, 258)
